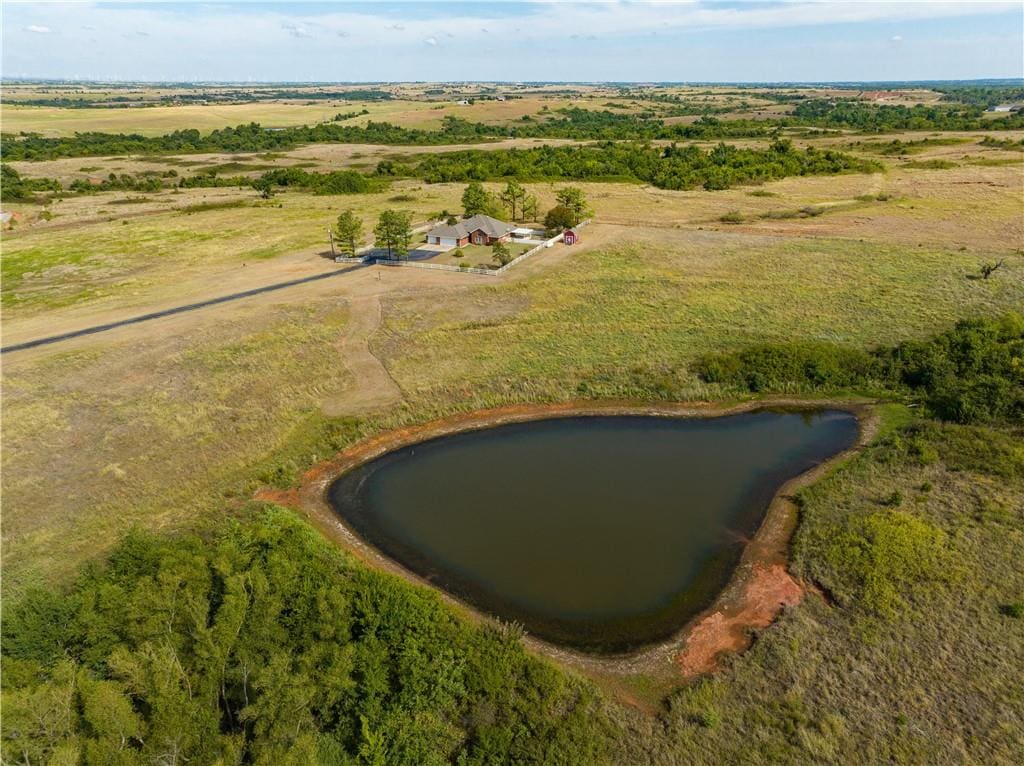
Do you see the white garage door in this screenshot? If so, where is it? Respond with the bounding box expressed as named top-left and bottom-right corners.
top-left (439, 237), bottom-right (459, 248)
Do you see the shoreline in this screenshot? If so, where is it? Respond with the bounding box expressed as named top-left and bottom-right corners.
top-left (256, 397), bottom-right (879, 685)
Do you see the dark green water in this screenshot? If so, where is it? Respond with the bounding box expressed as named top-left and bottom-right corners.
top-left (328, 410), bottom-right (858, 652)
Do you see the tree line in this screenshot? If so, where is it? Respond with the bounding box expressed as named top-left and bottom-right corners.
top-left (1, 163), bottom-right (388, 201)
top-left (695, 314), bottom-right (1024, 425)
top-left (790, 99), bottom-right (1024, 132)
top-left (2, 509), bottom-right (609, 766)
top-left (2, 138), bottom-right (877, 208)
top-left (413, 140), bottom-right (880, 191)
top-left (1, 164), bottom-right (61, 201)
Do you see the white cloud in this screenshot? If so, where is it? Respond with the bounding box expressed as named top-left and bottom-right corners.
top-left (891, 35), bottom-right (903, 42)
top-left (2, 0), bottom-right (1019, 81)
top-left (282, 22), bottom-right (313, 39)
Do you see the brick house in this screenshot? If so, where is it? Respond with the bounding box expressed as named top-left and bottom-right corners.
top-left (426, 214), bottom-right (514, 249)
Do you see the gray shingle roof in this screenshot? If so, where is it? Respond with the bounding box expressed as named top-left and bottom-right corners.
top-left (428, 214), bottom-right (512, 240)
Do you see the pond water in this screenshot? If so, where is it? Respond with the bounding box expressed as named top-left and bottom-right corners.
top-left (328, 410), bottom-right (858, 652)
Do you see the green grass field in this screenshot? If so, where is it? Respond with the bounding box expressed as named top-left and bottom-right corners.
top-left (378, 234), bottom-right (1024, 407)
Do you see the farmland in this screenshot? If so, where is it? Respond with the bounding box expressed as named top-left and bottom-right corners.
top-left (2, 80), bottom-right (1023, 764)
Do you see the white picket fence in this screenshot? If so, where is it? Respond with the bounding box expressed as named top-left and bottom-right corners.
top-left (362, 219), bottom-right (590, 278)
top-left (375, 260), bottom-right (495, 276)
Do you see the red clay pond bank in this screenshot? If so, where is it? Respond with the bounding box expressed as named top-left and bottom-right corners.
top-left (256, 399), bottom-right (878, 683)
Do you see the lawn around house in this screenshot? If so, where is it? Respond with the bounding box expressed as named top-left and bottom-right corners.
top-left (428, 241), bottom-right (534, 268)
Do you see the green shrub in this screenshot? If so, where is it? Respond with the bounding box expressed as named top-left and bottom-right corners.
top-left (887, 314), bottom-right (1024, 424)
top-left (823, 510), bottom-right (951, 617)
top-left (694, 314), bottom-right (1024, 425)
top-left (719, 210), bottom-right (744, 224)
top-left (694, 341), bottom-right (883, 393)
top-left (883, 490), bottom-right (904, 507)
top-left (1000, 602), bottom-right (1024, 619)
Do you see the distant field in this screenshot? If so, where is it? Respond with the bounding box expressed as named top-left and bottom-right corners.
top-left (1, 101), bottom-right (367, 136)
top-left (0, 95), bottom-right (587, 136)
top-left (5, 137), bottom-right (1022, 318)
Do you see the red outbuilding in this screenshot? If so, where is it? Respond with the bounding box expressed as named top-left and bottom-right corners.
top-left (564, 229), bottom-right (579, 245)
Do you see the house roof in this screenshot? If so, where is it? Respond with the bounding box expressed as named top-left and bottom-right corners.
top-left (428, 214), bottom-right (513, 241)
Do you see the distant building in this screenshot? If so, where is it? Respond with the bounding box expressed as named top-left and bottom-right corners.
top-left (989, 104), bottom-right (1018, 113)
top-left (564, 229), bottom-right (579, 245)
top-left (426, 214), bottom-right (514, 248)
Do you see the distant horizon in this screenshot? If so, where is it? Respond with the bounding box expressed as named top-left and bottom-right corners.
top-left (4, 77), bottom-right (1023, 88)
top-left (3, 1), bottom-right (1022, 83)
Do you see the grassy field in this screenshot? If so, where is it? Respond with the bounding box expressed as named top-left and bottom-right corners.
top-left (376, 229), bottom-right (1023, 408)
top-left (3, 98), bottom-right (1024, 762)
top-left (0, 101), bottom-right (361, 136)
top-left (1, 181), bottom-right (466, 318)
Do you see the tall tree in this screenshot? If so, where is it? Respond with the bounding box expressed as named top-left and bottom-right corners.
top-left (335, 210), bottom-right (364, 257)
top-left (543, 205), bottom-right (576, 237)
top-left (500, 180), bottom-right (527, 221)
top-left (554, 186), bottom-right (593, 226)
top-left (522, 193), bottom-right (539, 222)
top-left (461, 181), bottom-right (492, 217)
top-left (374, 210), bottom-right (412, 260)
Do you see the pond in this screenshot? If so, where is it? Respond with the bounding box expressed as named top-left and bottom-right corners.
top-left (328, 409), bottom-right (858, 653)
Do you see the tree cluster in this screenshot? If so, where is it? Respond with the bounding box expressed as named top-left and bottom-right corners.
top-left (695, 313), bottom-right (1024, 425)
top-left (2, 510), bottom-right (608, 765)
top-left (1, 163), bottom-right (62, 200)
top-left (419, 140), bottom-right (879, 191)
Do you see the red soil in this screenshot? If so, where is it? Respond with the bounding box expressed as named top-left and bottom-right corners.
top-left (676, 563), bottom-right (804, 677)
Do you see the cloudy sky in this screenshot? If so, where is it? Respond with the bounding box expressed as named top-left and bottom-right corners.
top-left (3, 1), bottom-right (1023, 83)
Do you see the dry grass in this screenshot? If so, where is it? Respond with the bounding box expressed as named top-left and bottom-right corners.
top-left (1, 298), bottom-right (353, 589)
top-left (1, 101), bottom-right (372, 137)
top-left (1, 181), bottom-right (466, 317)
top-left (376, 226), bottom-right (1024, 407)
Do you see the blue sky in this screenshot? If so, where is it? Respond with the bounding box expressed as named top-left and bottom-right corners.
top-left (3, 1), bottom-right (1022, 82)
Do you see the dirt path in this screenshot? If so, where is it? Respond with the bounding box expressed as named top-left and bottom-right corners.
top-left (321, 294), bottom-right (403, 416)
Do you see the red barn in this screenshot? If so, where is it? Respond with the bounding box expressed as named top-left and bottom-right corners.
top-left (564, 229), bottom-right (579, 245)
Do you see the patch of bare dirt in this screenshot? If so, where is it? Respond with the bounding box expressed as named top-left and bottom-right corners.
top-left (677, 563), bottom-right (804, 677)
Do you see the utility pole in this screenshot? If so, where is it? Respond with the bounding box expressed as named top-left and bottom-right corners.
top-left (328, 226), bottom-right (336, 258)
